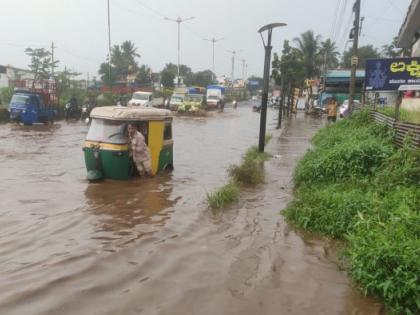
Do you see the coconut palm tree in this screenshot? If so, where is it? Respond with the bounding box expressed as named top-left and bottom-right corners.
top-left (293, 30), bottom-right (321, 79)
top-left (318, 39), bottom-right (340, 70)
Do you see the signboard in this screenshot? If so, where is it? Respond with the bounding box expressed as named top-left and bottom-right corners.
top-left (365, 57), bottom-right (420, 91)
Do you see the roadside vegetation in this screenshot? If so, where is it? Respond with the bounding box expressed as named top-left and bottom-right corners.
top-left (284, 110), bottom-right (420, 314)
top-left (207, 138), bottom-right (271, 209)
top-left (377, 106), bottom-right (420, 124)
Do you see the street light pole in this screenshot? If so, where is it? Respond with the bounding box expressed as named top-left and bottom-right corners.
top-left (258, 23), bottom-right (287, 152)
top-left (204, 37), bottom-right (224, 82)
top-left (164, 16), bottom-right (194, 87)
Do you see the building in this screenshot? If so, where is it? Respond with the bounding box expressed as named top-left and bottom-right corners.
top-left (319, 70), bottom-right (365, 106)
top-left (0, 65), bottom-right (34, 88)
top-left (397, 0), bottom-right (420, 110)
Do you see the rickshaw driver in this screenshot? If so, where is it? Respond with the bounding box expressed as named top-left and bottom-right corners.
top-left (127, 123), bottom-right (152, 177)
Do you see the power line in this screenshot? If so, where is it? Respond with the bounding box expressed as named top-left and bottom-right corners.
top-left (333, 0), bottom-right (349, 42)
top-left (133, 0), bottom-right (166, 18)
top-left (330, 0), bottom-right (342, 40)
top-left (386, 0), bottom-right (403, 13)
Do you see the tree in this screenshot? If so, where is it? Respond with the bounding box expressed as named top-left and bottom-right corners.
top-left (98, 40), bottom-right (140, 84)
top-left (190, 70), bottom-right (214, 87)
top-left (160, 69), bottom-right (175, 88)
top-left (159, 63), bottom-right (193, 87)
top-left (293, 30), bottom-right (321, 79)
top-left (272, 40), bottom-right (305, 97)
top-left (25, 47), bottom-right (57, 80)
top-left (381, 36), bottom-right (403, 58)
top-left (98, 62), bottom-right (117, 86)
top-left (246, 75), bottom-right (263, 91)
top-left (318, 39), bottom-right (339, 70)
top-left (341, 45), bottom-right (380, 69)
top-left (135, 64), bottom-right (152, 86)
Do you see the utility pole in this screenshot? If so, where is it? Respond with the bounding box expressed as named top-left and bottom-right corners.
top-left (241, 59), bottom-right (246, 83)
top-left (107, 0), bottom-right (112, 95)
top-left (227, 49), bottom-right (242, 87)
top-left (348, 0), bottom-right (361, 114)
top-left (204, 37), bottom-right (223, 82)
top-left (51, 41), bottom-right (55, 78)
top-left (164, 16), bottom-right (194, 87)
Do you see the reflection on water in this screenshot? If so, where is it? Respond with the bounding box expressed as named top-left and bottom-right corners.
top-left (85, 175), bottom-right (176, 233)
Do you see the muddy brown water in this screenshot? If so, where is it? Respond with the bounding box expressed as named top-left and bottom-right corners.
top-left (0, 102), bottom-right (383, 315)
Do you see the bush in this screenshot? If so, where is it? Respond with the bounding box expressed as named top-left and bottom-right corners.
top-left (228, 159), bottom-right (264, 186)
top-left (207, 182), bottom-right (239, 209)
top-left (284, 183), bottom-right (374, 239)
top-left (294, 112), bottom-right (394, 186)
top-left (347, 204), bottom-right (420, 314)
top-left (284, 110), bottom-right (420, 313)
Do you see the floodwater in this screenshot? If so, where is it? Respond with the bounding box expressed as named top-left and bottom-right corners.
top-left (0, 102), bottom-right (383, 315)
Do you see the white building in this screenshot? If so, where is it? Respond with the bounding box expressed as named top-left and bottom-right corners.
top-left (0, 65), bottom-right (34, 88)
top-left (397, 0), bottom-right (420, 111)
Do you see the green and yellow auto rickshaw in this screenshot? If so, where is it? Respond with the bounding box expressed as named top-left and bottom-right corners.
top-left (83, 106), bottom-right (174, 181)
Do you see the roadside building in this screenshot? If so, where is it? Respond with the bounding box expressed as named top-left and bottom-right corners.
top-left (319, 70), bottom-right (365, 106)
top-left (398, 0), bottom-right (420, 57)
top-left (0, 64), bottom-right (34, 88)
top-left (397, 0), bottom-right (420, 110)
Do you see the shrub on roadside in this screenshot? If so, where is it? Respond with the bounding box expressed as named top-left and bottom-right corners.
top-left (284, 183), bottom-right (374, 239)
top-left (228, 159), bottom-right (264, 186)
top-left (207, 182), bottom-right (239, 209)
top-left (347, 205), bottom-right (420, 315)
top-left (284, 110), bottom-right (420, 313)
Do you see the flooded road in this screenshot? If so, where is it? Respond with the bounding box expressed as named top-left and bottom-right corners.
top-left (0, 102), bottom-right (382, 314)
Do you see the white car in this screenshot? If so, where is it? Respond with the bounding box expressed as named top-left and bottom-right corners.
top-left (128, 91), bottom-right (153, 107)
top-left (339, 99), bottom-right (360, 117)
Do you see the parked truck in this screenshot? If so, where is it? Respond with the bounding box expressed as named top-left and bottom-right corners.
top-left (206, 85), bottom-right (225, 110)
top-left (8, 80), bottom-right (58, 125)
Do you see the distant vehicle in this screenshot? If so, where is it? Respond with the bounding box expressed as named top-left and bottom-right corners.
top-left (8, 80), bottom-right (58, 125)
top-left (339, 99), bottom-right (361, 118)
top-left (128, 91), bottom-right (153, 107)
top-left (178, 94), bottom-right (204, 113)
top-left (81, 103), bottom-right (94, 120)
top-left (169, 94), bottom-right (184, 110)
top-left (206, 85), bottom-right (225, 110)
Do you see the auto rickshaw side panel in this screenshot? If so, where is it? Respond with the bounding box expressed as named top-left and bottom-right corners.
top-left (157, 141), bottom-right (174, 172)
top-left (83, 142), bottom-right (131, 180)
top-left (148, 121), bottom-right (165, 175)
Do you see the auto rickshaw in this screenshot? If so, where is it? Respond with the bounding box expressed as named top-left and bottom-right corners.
top-left (83, 106), bottom-right (174, 181)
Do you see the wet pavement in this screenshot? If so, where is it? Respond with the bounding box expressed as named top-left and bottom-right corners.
top-left (0, 102), bottom-right (383, 314)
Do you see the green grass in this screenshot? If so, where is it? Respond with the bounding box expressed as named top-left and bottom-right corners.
top-left (284, 110), bottom-right (420, 314)
top-left (207, 182), bottom-right (240, 209)
top-left (228, 146), bottom-right (270, 186)
top-left (206, 138), bottom-right (273, 209)
top-left (378, 106), bottom-right (420, 124)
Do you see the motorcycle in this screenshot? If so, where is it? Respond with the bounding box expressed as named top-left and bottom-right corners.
top-left (64, 103), bottom-right (80, 120)
top-left (80, 103), bottom-right (92, 120)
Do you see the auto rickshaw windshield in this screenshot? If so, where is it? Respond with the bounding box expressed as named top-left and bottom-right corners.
top-left (86, 119), bottom-right (127, 144)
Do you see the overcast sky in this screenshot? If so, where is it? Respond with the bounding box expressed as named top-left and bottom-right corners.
top-left (0, 0), bottom-right (411, 80)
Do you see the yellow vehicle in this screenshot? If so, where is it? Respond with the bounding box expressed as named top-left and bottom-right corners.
top-left (83, 106), bottom-right (174, 181)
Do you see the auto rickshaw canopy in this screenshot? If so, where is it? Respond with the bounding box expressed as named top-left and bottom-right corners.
top-left (90, 106), bottom-right (173, 121)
